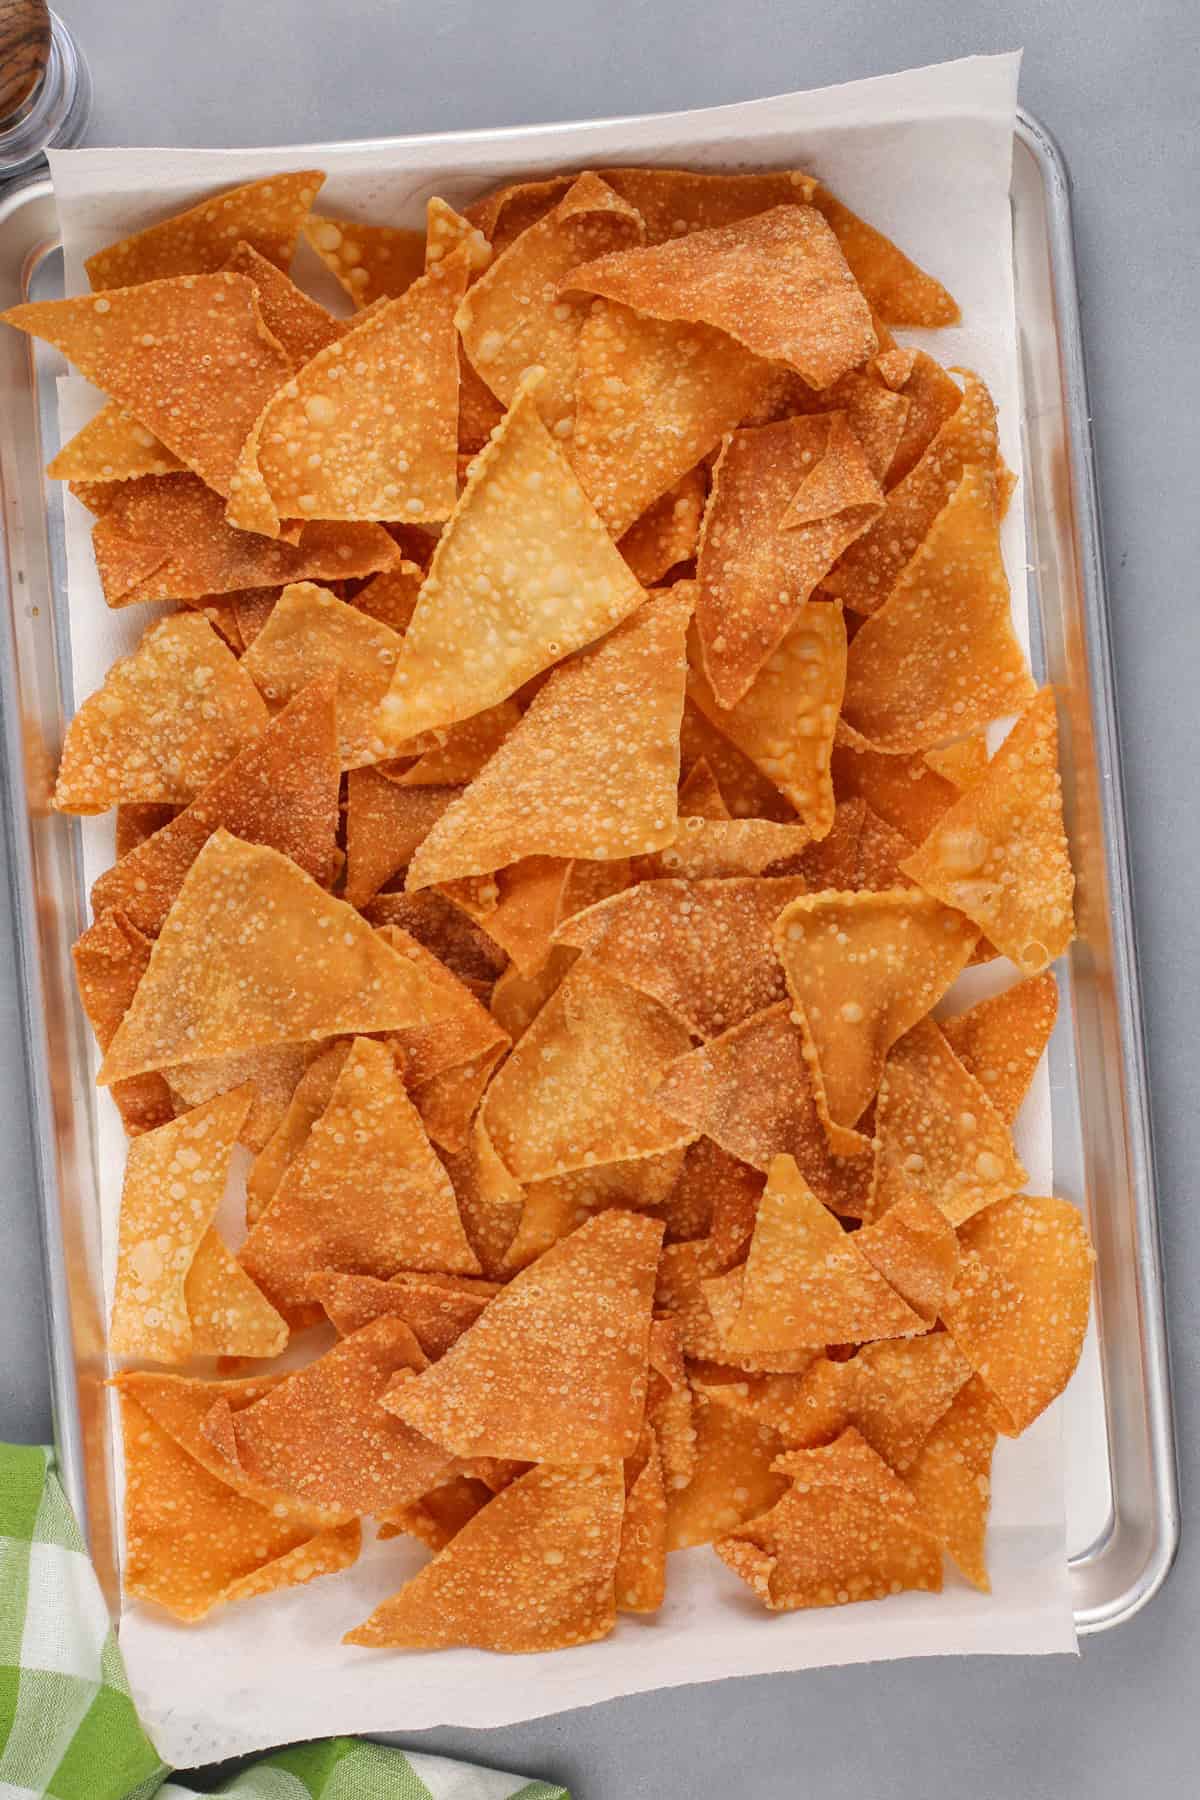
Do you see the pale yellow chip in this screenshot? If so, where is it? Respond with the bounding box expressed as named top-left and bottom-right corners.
top-left (86, 173), bottom-right (324, 288)
top-left (303, 213), bottom-right (426, 308)
top-left (53, 613), bottom-right (268, 814)
top-left (941, 971), bottom-right (1058, 1124)
top-left (49, 401), bottom-right (183, 482)
top-left (900, 689), bottom-right (1075, 973)
top-left (905, 1375), bottom-right (999, 1590)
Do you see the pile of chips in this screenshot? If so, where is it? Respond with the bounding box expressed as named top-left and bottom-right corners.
top-left (5, 161), bottom-right (1093, 1651)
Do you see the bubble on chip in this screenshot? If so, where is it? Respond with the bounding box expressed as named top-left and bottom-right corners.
top-left (302, 211), bottom-right (426, 308)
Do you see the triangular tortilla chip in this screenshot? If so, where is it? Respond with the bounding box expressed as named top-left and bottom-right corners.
top-left (664, 1388), bottom-right (786, 1549)
top-left (222, 239), bottom-right (345, 363)
top-left (687, 601), bottom-right (845, 836)
top-left (620, 464), bottom-right (707, 587)
top-left (900, 689), bottom-right (1075, 972)
top-left (876, 1019), bottom-right (1027, 1227)
top-left (245, 1041), bottom-right (352, 1225)
top-left (842, 467), bottom-right (1035, 750)
top-left (656, 1002), bottom-right (876, 1219)
top-left (941, 971), bottom-right (1058, 1123)
top-left (229, 250), bottom-right (467, 535)
top-left (809, 186), bottom-right (959, 327)
top-left (482, 959), bottom-right (693, 1183)
top-left (384, 1210), bottom-right (662, 1461)
top-left (502, 1147), bottom-right (684, 1272)
top-left (240, 1037), bottom-right (479, 1321)
top-left (393, 699), bottom-right (522, 788)
top-left (695, 415), bottom-right (881, 707)
top-left (302, 213), bottom-right (426, 307)
top-left (854, 1180), bottom-right (960, 1321)
top-left (710, 1154), bottom-right (925, 1351)
top-left (54, 613), bottom-right (267, 814)
top-left (90, 675), bottom-right (341, 936)
top-left (4, 275), bottom-right (293, 497)
top-left (405, 588), bottom-right (691, 888)
top-left (378, 378), bottom-right (646, 742)
top-left (367, 888), bottom-right (508, 984)
top-left (98, 830), bottom-right (449, 1085)
top-left (438, 856), bottom-right (570, 975)
top-left (557, 875), bottom-right (807, 1039)
top-left (86, 172), bottom-right (323, 288)
top-left (568, 298), bottom-right (774, 537)
top-left (458, 172), bottom-right (643, 430)
top-left (942, 1195), bottom-right (1094, 1435)
top-left (905, 1375), bottom-right (999, 1590)
top-left (566, 205), bottom-right (876, 388)
top-left (772, 887), bottom-right (978, 1130)
top-left (344, 772), bottom-right (460, 909)
top-left (109, 1085), bottom-right (252, 1360)
top-left (184, 1229), bottom-right (288, 1358)
top-left (714, 1428), bottom-right (942, 1609)
top-left (680, 699), bottom-right (795, 822)
top-left (90, 473), bottom-right (399, 607)
top-left (49, 400), bottom-right (183, 482)
top-left (345, 1461), bottom-right (624, 1651)
top-left (832, 731), bottom-right (958, 845)
top-left (71, 910), bottom-right (175, 1135)
top-left (308, 1269), bottom-right (497, 1356)
top-left (617, 1428), bottom-right (668, 1612)
top-left (882, 350), bottom-right (964, 485)
top-left (208, 1316), bottom-right (452, 1517)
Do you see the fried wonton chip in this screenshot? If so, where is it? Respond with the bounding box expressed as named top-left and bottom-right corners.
top-left (4, 275), bottom-right (293, 497)
top-left (405, 588), bottom-right (691, 888)
top-left (832, 733), bottom-right (959, 845)
top-left (244, 1041), bottom-right (351, 1225)
top-left (90, 473), bottom-right (399, 607)
top-left (905, 1375), bottom-right (999, 1590)
top-left (439, 856), bottom-right (570, 975)
top-left (222, 239), bottom-right (345, 364)
top-left (384, 1210), bottom-right (661, 1462)
top-left (502, 1147), bottom-right (684, 1272)
top-left (482, 959), bottom-right (693, 1184)
top-left (644, 818), bottom-right (803, 883)
top-left (942, 1195), bottom-right (1094, 1435)
top-left (677, 756), bottom-right (731, 821)
top-left (302, 213), bottom-right (426, 307)
top-left (657, 1240), bottom-right (811, 1375)
top-left (98, 830), bottom-right (448, 1085)
top-left (883, 349), bottom-right (964, 486)
top-left (376, 923), bottom-right (508, 1081)
top-left (91, 675), bottom-right (340, 936)
top-left (208, 1316), bottom-right (452, 1517)
top-left (54, 613), bottom-right (267, 814)
top-left (229, 250), bottom-right (467, 535)
top-left (345, 1461), bottom-right (624, 1652)
top-left (664, 1390), bottom-right (786, 1549)
top-left (489, 945), bottom-right (574, 1043)
top-left (344, 773), bottom-right (460, 909)
top-left (710, 1154), bottom-right (925, 1351)
top-left (86, 173), bottom-right (323, 289)
top-left (72, 911), bottom-right (174, 1135)
top-left (687, 601), bottom-right (845, 836)
top-left (438, 1115), bottom-right (525, 1279)
top-left (367, 888), bottom-right (508, 985)
top-left (239, 581), bottom-right (403, 767)
top-left (809, 186), bottom-right (959, 328)
top-left (351, 559), bottom-right (425, 635)
top-left (376, 1474), bottom-right (494, 1549)
top-left (774, 366), bottom-right (909, 487)
top-left (823, 370), bottom-right (1001, 616)
top-left (876, 1019), bottom-right (1027, 1227)
top-left (715, 1428), bottom-right (942, 1609)
top-left (567, 205), bottom-right (876, 388)
top-left (568, 299), bottom-right (774, 538)
top-left (772, 887), bottom-right (978, 1129)
top-left (557, 875), bottom-right (806, 1039)
top-left (393, 698), bottom-right (521, 788)
top-left (458, 172), bottom-right (643, 430)
top-left (378, 378), bottom-right (646, 742)
top-left (184, 1229), bottom-right (289, 1359)
top-left (617, 1428), bottom-right (668, 1612)
top-left (49, 400), bottom-right (183, 482)
top-left (114, 803), bottom-right (179, 858)
top-left (620, 464), bottom-right (707, 587)
top-left (695, 416), bottom-right (881, 707)
top-left (842, 467), bottom-right (1035, 750)
top-left (940, 972), bottom-right (1058, 1124)
top-left (656, 1003), bottom-right (876, 1219)
top-left (240, 1036), bottom-right (479, 1320)
top-left (924, 729), bottom-right (990, 791)
top-left (657, 1135), bottom-right (759, 1245)
top-left (900, 689), bottom-right (1075, 973)
top-left (680, 699), bottom-right (795, 822)
top-left (854, 1181), bottom-right (960, 1321)
top-left (109, 1085), bottom-right (252, 1361)
top-left (308, 1269), bottom-right (496, 1356)
top-left (163, 1040), bottom-right (313, 1153)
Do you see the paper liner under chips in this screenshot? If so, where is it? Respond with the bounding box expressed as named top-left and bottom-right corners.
top-left (302, 212), bottom-right (426, 307)
top-left (383, 1210), bottom-right (662, 1463)
top-left (905, 1375), bottom-right (1000, 1591)
top-left (941, 971), bottom-right (1059, 1124)
top-left (85, 171), bottom-right (323, 288)
top-left (49, 399), bottom-right (183, 482)
top-left (71, 910), bottom-right (174, 1135)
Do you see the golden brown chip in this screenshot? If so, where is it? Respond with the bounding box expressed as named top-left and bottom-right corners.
top-left (940, 972), bottom-right (1058, 1123)
top-left (308, 1269), bottom-right (496, 1356)
top-left (854, 1180), bottom-right (960, 1321)
top-left (4, 275), bottom-right (293, 497)
top-left (656, 1002), bottom-right (875, 1218)
top-left (351, 559), bottom-right (425, 635)
top-left (470, 166), bottom-right (818, 251)
top-left (114, 802), bottom-right (179, 859)
top-left (344, 774), bottom-right (459, 909)
top-left (664, 1389), bottom-right (786, 1549)
top-left (876, 1019), bottom-right (1027, 1227)
top-left (882, 349), bottom-right (964, 485)
top-left (367, 887), bottom-right (508, 985)
top-left (617, 1428), bottom-right (668, 1612)
top-left (49, 401), bottom-right (183, 482)
top-left (677, 756), bottom-right (731, 821)
top-left (489, 946), bottom-right (575, 1044)
top-left (345, 1461), bottom-right (624, 1652)
top-left (777, 367), bottom-right (909, 486)
top-left (438, 1115), bottom-right (525, 1279)
top-left (809, 186), bottom-right (959, 327)
top-left (483, 959), bottom-right (693, 1183)
top-left (377, 1474), bottom-right (494, 1549)
top-left (620, 465), bottom-right (707, 586)
top-left (900, 689), bottom-right (1075, 973)
top-left (942, 1195), bottom-right (1094, 1435)
top-left (656, 1136), bottom-right (756, 1245)
top-left (378, 377), bottom-right (646, 742)
top-left (405, 587), bottom-right (691, 888)
top-left (568, 298), bottom-right (774, 538)
top-left (377, 922), bottom-right (509, 1086)
top-left (184, 1229), bottom-right (288, 1358)
top-left (302, 212), bottom-right (426, 307)
top-left (567, 205), bottom-right (875, 388)
top-left (772, 887), bottom-right (978, 1130)
top-left (904, 1375), bottom-right (999, 1590)
top-left (657, 1240), bottom-right (812, 1375)
top-left (71, 910), bottom-right (174, 1135)
top-left (715, 1428), bottom-right (942, 1608)
top-left (86, 173), bottom-right (323, 288)
top-left (222, 239), bottom-right (345, 363)
top-left (439, 857), bottom-right (570, 976)
top-left (244, 1041), bottom-right (352, 1225)
top-left (383, 1210), bottom-right (662, 1462)
top-left (91, 675), bottom-right (340, 936)
top-left (98, 830), bottom-right (449, 1085)
top-left (163, 1041), bottom-right (312, 1153)
top-left (501, 1147), bottom-right (684, 1272)
top-left (924, 729), bottom-right (990, 791)
top-left (687, 601), bottom-right (845, 836)
top-left (842, 467), bottom-right (1035, 750)
top-left (109, 1085), bottom-right (252, 1361)
top-left (832, 732), bottom-right (959, 845)
top-left (54, 613), bottom-right (267, 814)
top-left (393, 699), bottom-right (521, 788)
top-left (413, 1040), bottom-right (508, 1156)
top-left (112, 1369), bottom-right (293, 1497)
top-left (680, 700), bottom-right (795, 822)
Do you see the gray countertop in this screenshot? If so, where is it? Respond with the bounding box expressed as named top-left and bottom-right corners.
top-left (4, 2), bottom-right (1198, 1793)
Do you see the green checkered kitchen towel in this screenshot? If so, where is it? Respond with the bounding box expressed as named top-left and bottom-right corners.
top-left (0, 1443), bottom-right (569, 1800)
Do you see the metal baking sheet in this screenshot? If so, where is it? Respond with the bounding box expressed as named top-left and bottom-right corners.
top-left (0, 110), bottom-right (1178, 1636)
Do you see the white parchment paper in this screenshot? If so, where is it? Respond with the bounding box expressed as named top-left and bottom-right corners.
top-left (48, 51), bottom-right (1080, 1770)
